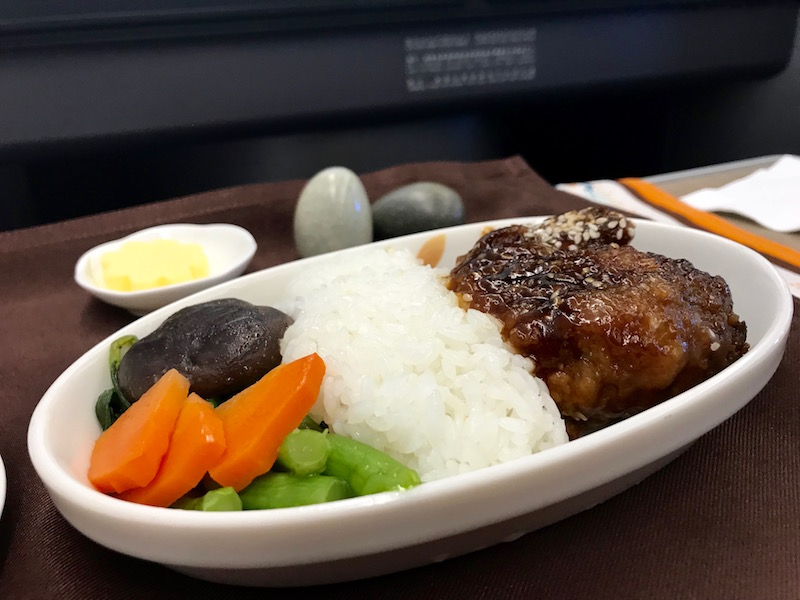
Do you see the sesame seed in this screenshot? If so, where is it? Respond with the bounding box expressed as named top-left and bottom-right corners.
top-left (710, 342), bottom-right (721, 351)
top-left (608, 220), bottom-right (618, 229)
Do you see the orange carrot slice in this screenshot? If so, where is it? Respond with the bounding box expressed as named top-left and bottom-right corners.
top-left (118, 393), bottom-right (226, 507)
top-left (208, 353), bottom-right (326, 491)
top-left (88, 368), bottom-right (190, 494)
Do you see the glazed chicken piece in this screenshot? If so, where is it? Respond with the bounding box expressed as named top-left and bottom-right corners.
top-left (447, 207), bottom-right (748, 437)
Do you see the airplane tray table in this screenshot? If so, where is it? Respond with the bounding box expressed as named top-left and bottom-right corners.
top-left (0, 156), bottom-right (798, 599)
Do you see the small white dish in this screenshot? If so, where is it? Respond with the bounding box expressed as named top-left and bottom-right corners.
top-left (30, 218), bottom-right (793, 587)
top-left (74, 223), bottom-right (257, 315)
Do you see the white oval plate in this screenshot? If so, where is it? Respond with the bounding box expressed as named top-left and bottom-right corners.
top-left (30, 218), bottom-right (793, 587)
top-left (74, 223), bottom-right (257, 315)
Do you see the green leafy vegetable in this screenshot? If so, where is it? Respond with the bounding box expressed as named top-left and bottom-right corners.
top-left (95, 335), bottom-right (138, 430)
top-left (109, 335), bottom-right (138, 400)
top-left (205, 397), bottom-right (224, 409)
top-left (94, 389), bottom-right (128, 431)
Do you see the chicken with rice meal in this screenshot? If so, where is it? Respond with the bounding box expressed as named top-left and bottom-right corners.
top-left (86, 206), bottom-right (749, 510)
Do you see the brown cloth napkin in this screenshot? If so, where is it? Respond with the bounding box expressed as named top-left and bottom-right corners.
top-left (1, 156), bottom-right (797, 599)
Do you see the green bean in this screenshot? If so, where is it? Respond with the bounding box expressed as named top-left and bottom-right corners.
top-left (276, 429), bottom-right (331, 476)
top-left (173, 487), bottom-right (243, 511)
top-left (323, 433), bottom-right (421, 496)
top-left (239, 473), bottom-right (353, 509)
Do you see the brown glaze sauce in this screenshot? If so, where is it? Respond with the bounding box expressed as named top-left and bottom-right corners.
top-left (416, 234), bottom-right (446, 268)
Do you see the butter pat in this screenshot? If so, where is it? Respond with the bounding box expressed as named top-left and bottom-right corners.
top-left (101, 239), bottom-right (210, 291)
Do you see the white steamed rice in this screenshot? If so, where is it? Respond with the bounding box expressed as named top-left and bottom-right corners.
top-left (279, 246), bottom-right (568, 483)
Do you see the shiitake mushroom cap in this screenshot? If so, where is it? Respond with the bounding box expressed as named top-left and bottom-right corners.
top-left (117, 298), bottom-right (293, 402)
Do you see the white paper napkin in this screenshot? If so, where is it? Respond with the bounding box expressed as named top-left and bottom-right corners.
top-left (680, 155), bottom-right (800, 232)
